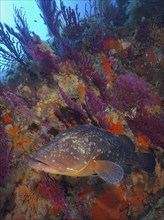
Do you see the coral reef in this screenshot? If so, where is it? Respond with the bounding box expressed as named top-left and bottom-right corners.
top-left (0, 120), bottom-right (11, 186)
top-left (0, 0), bottom-right (163, 220)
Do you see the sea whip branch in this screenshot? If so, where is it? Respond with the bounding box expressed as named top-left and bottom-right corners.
top-left (36, 0), bottom-right (61, 41)
top-left (0, 22), bottom-right (27, 70)
top-left (5, 7), bottom-right (41, 45)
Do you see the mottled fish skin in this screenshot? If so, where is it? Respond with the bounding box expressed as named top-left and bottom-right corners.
top-left (29, 125), bottom-right (156, 183)
top-left (29, 125), bottom-right (98, 173)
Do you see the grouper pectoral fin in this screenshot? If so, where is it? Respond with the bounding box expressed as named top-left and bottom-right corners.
top-left (92, 160), bottom-right (124, 183)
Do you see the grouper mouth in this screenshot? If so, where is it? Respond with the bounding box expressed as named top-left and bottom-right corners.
top-left (28, 156), bottom-right (67, 173)
top-left (29, 157), bottom-right (50, 169)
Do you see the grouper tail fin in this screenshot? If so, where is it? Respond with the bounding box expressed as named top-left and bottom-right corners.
top-left (135, 152), bottom-right (156, 173)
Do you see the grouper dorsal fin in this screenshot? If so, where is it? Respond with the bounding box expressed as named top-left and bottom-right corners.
top-left (119, 135), bottom-right (135, 151)
top-left (92, 160), bottom-right (124, 183)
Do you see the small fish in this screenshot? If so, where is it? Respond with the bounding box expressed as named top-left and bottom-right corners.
top-left (29, 125), bottom-right (156, 183)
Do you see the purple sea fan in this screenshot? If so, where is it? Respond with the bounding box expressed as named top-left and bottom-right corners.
top-left (25, 42), bottom-right (60, 74)
top-left (92, 73), bottom-right (109, 98)
top-left (5, 7), bottom-right (41, 46)
top-left (0, 120), bottom-right (11, 186)
top-left (0, 22), bottom-right (27, 71)
top-left (2, 88), bottom-right (35, 119)
top-left (74, 51), bottom-right (95, 83)
top-left (2, 87), bottom-right (51, 129)
top-left (59, 87), bottom-right (89, 123)
top-left (127, 109), bottom-right (164, 149)
top-left (106, 75), bottom-right (159, 113)
top-left (85, 88), bottom-right (111, 129)
top-left (40, 175), bottom-right (70, 219)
